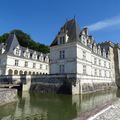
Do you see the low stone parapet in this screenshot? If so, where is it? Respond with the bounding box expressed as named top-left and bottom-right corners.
top-left (0, 88), bottom-right (17, 106)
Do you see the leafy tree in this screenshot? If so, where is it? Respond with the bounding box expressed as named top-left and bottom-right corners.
top-left (0, 29), bottom-right (50, 53)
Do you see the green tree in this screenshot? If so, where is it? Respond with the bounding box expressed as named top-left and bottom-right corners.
top-left (0, 29), bottom-right (50, 53)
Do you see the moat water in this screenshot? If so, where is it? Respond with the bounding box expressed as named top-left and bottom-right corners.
top-left (0, 89), bottom-right (120, 120)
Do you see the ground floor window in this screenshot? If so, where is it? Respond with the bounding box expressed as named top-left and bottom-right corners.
top-left (59, 64), bottom-right (64, 74)
top-left (14, 70), bottom-right (18, 75)
top-left (8, 69), bottom-right (13, 75)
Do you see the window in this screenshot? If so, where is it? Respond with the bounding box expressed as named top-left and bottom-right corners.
top-left (15, 60), bottom-right (19, 66)
top-left (83, 65), bottom-right (86, 74)
top-left (109, 72), bottom-right (111, 77)
top-left (40, 64), bottom-right (42, 69)
top-left (99, 70), bottom-right (101, 76)
top-left (15, 49), bottom-right (20, 56)
top-left (94, 69), bottom-right (97, 76)
top-left (60, 36), bottom-right (65, 44)
top-left (59, 65), bottom-right (64, 73)
top-left (109, 63), bottom-right (111, 68)
top-left (46, 65), bottom-right (48, 70)
top-left (60, 50), bottom-right (65, 59)
top-left (83, 51), bottom-right (86, 60)
top-left (25, 61), bottom-right (28, 67)
top-left (94, 58), bottom-right (97, 65)
top-left (104, 61), bottom-right (106, 67)
top-left (25, 52), bottom-right (29, 58)
top-left (33, 55), bottom-right (36, 59)
top-left (105, 71), bottom-right (107, 77)
top-left (33, 63), bottom-right (36, 68)
top-left (99, 59), bottom-right (101, 66)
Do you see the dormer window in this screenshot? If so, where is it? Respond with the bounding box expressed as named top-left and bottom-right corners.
top-left (14, 48), bottom-right (21, 56)
top-left (24, 52), bottom-right (30, 58)
top-left (80, 35), bottom-right (87, 46)
top-left (39, 54), bottom-right (44, 61)
top-left (60, 36), bottom-right (65, 44)
top-left (34, 55), bottom-right (36, 59)
top-left (58, 36), bottom-right (65, 45)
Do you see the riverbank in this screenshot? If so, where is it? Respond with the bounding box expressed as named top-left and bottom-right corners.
top-left (0, 88), bottom-right (17, 106)
top-left (87, 99), bottom-right (120, 120)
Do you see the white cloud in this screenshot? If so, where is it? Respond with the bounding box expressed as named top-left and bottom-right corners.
top-left (87, 16), bottom-right (120, 31)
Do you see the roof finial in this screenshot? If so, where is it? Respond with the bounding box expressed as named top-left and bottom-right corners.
top-left (74, 15), bottom-right (76, 20)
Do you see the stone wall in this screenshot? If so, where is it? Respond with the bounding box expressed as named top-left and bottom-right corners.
top-left (30, 81), bottom-right (72, 94)
top-left (72, 78), bottom-right (116, 95)
top-left (0, 88), bottom-right (17, 106)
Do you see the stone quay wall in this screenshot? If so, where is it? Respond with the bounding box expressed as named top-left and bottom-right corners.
top-left (0, 75), bottom-right (117, 95)
top-left (0, 88), bottom-right (17, 106)
top-left (30, 74), bottom-right (72, 94)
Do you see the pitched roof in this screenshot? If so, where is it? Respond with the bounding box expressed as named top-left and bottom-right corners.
top-left (50, 19), bottom-right (81, 46)
top-left (5, 33), bottom-right (20, 53)
top-left (4, 33), bottom-right (49, 57)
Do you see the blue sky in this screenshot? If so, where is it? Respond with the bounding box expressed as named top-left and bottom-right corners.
top-left (0, 0), bottom-right (120, 45)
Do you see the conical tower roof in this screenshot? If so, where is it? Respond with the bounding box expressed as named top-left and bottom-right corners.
top-left (5, 33), bottom-right (20, 53)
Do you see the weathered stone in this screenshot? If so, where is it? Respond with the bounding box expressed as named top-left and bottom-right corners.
top-left (0, 88), bottom-right (17, 106)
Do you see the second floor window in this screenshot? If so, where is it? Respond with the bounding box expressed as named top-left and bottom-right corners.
top-left (83, 65), bottom-right (86, 74)
top-left (99, 70), bottom-right (101, 76)
top-left (40, 64), bottom-right (42, 69)
top-left (99, 59), bottom-right (101, 66)
top-left (59, 64), bottom-right (64, 73)
top-left (33, 63), bottom-right (36, 68)
top-left (46, 65), bottom-right (48, 70)
top-left (104, 61), bottom-right (106, 67)
top-left (83, 51), bottom-right (86, 60)
top-left (60, 50), bottom-right (65, 59)
top-left (94, 58), bottom-right (97, 65)
top-left (25, 61), bottom-right (28, 67)
top-left (105, 71), bottom-right (107, 77)
top-left (94, 69), bottom-right (97, 76)
top-left (15, 60), bottom-right (19, 66)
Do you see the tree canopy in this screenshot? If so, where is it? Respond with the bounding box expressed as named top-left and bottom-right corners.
top-left (0, 29), bottom-right (50, 54)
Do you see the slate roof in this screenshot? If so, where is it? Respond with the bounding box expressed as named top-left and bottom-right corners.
top-left (50, 19), bottom-right (81, 46)
top-left (3, 33), bottom-right (49, 58)
top-left (5, 33), bottom-right (19, 54)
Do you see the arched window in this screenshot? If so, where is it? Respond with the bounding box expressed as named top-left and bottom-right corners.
top-left (19, 70), bottom-right (23, 75)
top-left (33, 72), bottom-right (35, 75)
top-left (14, 70), bottom-right (18, 75)
top-left (8, 69), bottom-right (13, 75)
top-left (24, 71), bottom-right (27, 75)
top-left (29, 71), bottom-right (31, 75)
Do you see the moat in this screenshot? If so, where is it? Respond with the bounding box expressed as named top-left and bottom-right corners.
top-left (0, 89), bottom-right (119, 120)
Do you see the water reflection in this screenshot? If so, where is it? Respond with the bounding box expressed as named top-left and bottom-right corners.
top-left (0, 89), bottom-right (119, 120)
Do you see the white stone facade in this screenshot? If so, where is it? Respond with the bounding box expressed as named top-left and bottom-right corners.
top-left (50, 19), bottom-right (116, 94)
top-left (0, 34), bottom-right (49, 75)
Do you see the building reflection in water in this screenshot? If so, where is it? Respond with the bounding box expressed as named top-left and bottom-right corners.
top-left (0, 89), bottom-right (119, 120)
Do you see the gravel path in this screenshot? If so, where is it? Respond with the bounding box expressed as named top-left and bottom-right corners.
top-left (88, 99), bottom-right (120, 120)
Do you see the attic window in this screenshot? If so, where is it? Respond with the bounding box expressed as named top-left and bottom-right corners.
top-left (15, 48), bottom-right (20, 56)
top-left (59, 36), bottom-right (65, 44)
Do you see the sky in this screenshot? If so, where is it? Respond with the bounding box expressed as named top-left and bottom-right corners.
top-left (0, 0), bottom-right (120, 45)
